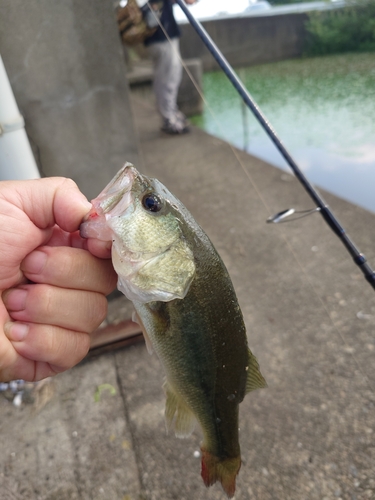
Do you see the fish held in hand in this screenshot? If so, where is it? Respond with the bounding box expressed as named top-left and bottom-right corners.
top-left (80, 163), bottom-right (267, 497)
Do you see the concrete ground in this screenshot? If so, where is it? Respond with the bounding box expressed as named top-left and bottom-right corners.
top-left (1, 95), bottom-right (375, 500)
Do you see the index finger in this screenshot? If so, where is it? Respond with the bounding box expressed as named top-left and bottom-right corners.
top-left (46, 226), bottom-right (113, 259)
top-left (21, 246), bottom-right (117, 295)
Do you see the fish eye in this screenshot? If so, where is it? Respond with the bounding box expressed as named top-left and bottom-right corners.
top-left (142, 192), bottom-right (163, 213)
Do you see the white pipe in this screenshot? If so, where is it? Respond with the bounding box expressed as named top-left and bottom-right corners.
top-left (0, 55), bottom-right (40, 180)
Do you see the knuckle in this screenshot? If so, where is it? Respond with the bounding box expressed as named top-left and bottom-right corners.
top-left (102, 265), bottom-right (118, 295)
top-left (36, 285), bottom-right (55, 318)
top-left (58, 250), bottom-right (76, 280)
top-left (86, 257), bottom-right (117, 296)
top-left (87, 293), bottom-right (108, 331)
top-left (61, 177), bottom-right (79, 191)
top-left (69, 333), bottom-right (91, 365)
top-left (53, 329), bottom-right (91, 369)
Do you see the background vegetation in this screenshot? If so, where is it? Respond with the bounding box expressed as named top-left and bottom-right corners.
top-left (305, 0), bottom-right (375, 55)
top-left (269, 0), bottom-right (314, 5)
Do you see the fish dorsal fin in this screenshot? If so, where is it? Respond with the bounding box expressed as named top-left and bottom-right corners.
top-left (245, 349), bottom-right (267, 394)
top-left (163, 381), bottom-right (196, 438)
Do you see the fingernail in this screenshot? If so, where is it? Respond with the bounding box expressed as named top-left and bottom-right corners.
top-left (4, 322), bottom-right (29, 341)
top-left (22, 250), bottom-right (47, 275)
top-left (2, 288), bottom-right (28, 311)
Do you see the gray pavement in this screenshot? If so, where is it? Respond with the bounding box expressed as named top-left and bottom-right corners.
top-left (1, 95), bottom-right (375, 500)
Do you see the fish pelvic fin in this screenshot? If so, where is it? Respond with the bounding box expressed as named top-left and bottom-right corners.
top-left (201, 448), bottom-right (241, 498)
top-left (163, 381), bottom-right (196, 438)
top-left (246, 348), bottom-right (267, 394)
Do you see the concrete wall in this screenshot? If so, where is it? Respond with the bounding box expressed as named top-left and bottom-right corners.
top-left (179, 12), bottom-right (309, 71)
top-left (0, 0), bottom-right (139, 200)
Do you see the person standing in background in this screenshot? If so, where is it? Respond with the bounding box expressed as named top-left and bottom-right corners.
top-left (141, 0), bottom-right (197, 135)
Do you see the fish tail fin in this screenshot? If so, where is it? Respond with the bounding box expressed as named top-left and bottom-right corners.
top-left (201, 448), bottom-right (241, 498)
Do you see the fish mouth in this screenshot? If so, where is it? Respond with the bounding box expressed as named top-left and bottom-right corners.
top-left (80, 163), bottom-right (136, 239)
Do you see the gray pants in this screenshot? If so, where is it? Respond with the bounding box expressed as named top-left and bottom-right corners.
top-left (148, 38), bottom-right (183, 124)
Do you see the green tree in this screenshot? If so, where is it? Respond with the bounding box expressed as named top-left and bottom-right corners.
top-left (305, 0), bottom-right (375, 55)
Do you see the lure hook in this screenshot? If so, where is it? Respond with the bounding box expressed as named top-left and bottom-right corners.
top-left (267, 207), bottom-right (321, 224)
top-left (175, 0), bottom-right (375, 291)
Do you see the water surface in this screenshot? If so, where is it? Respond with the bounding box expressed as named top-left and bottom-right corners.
top-left (192, 53), bottom-right (375, 213)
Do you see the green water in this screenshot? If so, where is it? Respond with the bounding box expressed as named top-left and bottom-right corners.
top-left (191, 53), bottom-right (375, 213)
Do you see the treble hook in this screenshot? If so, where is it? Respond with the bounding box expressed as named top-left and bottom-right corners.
top-left (267, 207), bottom-right (321, 224)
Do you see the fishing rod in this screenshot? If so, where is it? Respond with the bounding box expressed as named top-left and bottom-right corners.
top-left (175, 0), bottom-right (375, 291)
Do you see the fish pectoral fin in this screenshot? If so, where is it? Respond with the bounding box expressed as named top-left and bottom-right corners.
top-left (132, 310), bottom-right (154, 355)
top-left (163, 381), bottom-right (196, 439)
top-left (245, 348), bottom-right (267, 394)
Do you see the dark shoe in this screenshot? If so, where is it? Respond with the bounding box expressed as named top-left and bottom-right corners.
top-left (176, 111), bottom-right (188, 126)
top-left (161, 118), bottom-right (190, 135)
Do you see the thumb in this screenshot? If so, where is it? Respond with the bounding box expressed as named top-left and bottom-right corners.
top-left (2, 177), bottom-right (92, 232)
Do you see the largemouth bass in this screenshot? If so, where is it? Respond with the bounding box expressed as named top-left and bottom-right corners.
top-left (80, 164), bottom-right (266, 497)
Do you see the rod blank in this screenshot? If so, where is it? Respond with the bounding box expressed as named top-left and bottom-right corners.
top-left (176, 0), bottom-right (375, 291)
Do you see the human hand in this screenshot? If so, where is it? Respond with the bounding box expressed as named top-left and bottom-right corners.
top-left (0, 178), bottom-right (117, 382)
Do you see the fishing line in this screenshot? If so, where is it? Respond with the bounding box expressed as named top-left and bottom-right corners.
top-left (241, 100), bottom-right (250, 152)
top-left (140, 1), bottom-right (374, 392)
top-left (175, 0), bottom-right (375, 293)
top-left (144, 1), bottom-right (274, 212)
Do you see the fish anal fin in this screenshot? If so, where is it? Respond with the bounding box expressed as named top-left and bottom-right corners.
top-left (245, 348), bottom-right (267, 394)
top-left (201, 448), bottom-right (241, 498)
top-left (163, 381), bottom-right (196, 438)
